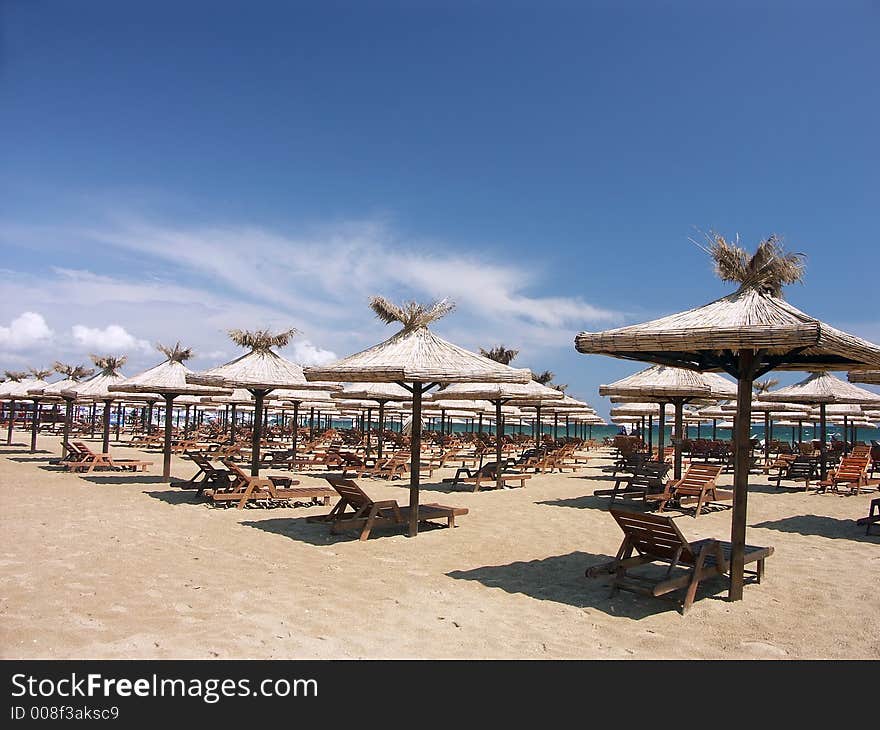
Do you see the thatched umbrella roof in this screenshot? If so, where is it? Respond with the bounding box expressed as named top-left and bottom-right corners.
top-left (599, 365), bottom-right (736, 476)
top-left (848, 370), bottom-right (880, 385)
top-left (332, 382), bottom-right (412, 402)
top-left (304, 302), bottom-right (532, 385)
top-left (574, 234), bottom-right (880, 603)
top-left (110, 344), bottom-right (230, 398)
top-left (60, 356), bottom-right (127, 400)
top-left (761, 372), bottom-right (880, 405)
top-left (303, 297), bottom-right (531, 533)
top-left (186, 329), bottom-right (336, 476)
top-left (575, 286), bottom-right (880, 373)
top-left (1, 370), bottom-right (53, 399)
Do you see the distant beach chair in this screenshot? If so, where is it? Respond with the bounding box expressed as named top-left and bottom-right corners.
top-left (204, 458), bottom-right (332, 509)
top-left (817, 456), bottom-right (871, 495)
top-left (585, 507), bottom-right (774, 614)
top-left (645, 463), bottom-right (730, 517)
top-left (307, 476), bottom-right (467, 540)
top-left (66, 441), bottom-right (152, 474)
top-left (444, 460), bottom-right (530, 491)
top-left (170, 452), bottom-right (232, 495)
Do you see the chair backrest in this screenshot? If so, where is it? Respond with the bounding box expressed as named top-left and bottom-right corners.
top-left (220, 458), bottom-right (251, 484)
top-left (609, 508), bottom-right (694, 563)
top-left (73, 441), bottom-right (98, 457)
top-left (189, 452), bottom-right (218, 473)
top-left (674, 463), bottom-right (723, 496)
top-left (325, 476), bottom-right (373, 509)
top-left (835, 457), bottom-right (868, 479)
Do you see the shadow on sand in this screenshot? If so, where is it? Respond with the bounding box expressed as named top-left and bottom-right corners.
top-left (751, 514), bottom-right (880, 543)
top-left (241, 513), bottom-right (450, 546)
top-left (143, 489), bottom-right (206, 506)
top-left (447, 551), bottom-right (732, 618)
top-left (80, 474), bottom-right (168, 485)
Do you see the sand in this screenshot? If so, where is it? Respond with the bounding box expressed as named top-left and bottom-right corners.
top-left (1, 435), bottom-right (878, 659)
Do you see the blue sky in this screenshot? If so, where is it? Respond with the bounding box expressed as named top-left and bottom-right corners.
top-left (2, 1), bottom-right (878, 414)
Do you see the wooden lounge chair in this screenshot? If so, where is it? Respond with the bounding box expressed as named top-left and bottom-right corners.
top-left (204, 459), bottom-right (333, 509)
top-left (856, 498), bottom-right (880, 536)
top-left (585, 508), bottom-right (774, 614)
top-left (170, 452), bottom-right (232, 495)
top-left (594, 460), bottom-right (671, 504)
top-left (817, 457), bottom-right (871, 495)
top-left (444, 460), bottom-right (531, 491)
top-left (66, 441), bottom-right (152, 474)
top-left (306, 476), bottom-right (467, 540)
top-left (769, 455), bottom-right (818, 490)
top-left (645, 463), bottom-right (730, 517)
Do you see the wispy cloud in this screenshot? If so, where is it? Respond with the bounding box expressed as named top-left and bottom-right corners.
top-left (71, 324), bottom-right (152, 354)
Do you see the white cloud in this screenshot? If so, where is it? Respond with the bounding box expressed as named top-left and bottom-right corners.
top-left (71, 324), bottom-right (152, 353)
top-left (0, 312), bottom-right (53, 350)
top-left (290, 339), bottom-right (337, 366)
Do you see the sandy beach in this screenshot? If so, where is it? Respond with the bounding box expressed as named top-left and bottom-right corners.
top-left (1, 435), bottom-right (877, 660)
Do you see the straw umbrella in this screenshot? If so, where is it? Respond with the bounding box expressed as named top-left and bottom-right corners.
top-left (1, 370), bottom-right (47, 446)
top-left (599, 364), bottom-right (736, 479)
top-left (60, 355), bottom-right (133, 455)
top-left (27, 362), bottom-right (95, 458)
top-left (110, 344), bottom-right (231, 481)
top-left (330, 382), bottom-right (411, 459)
top-left (187, 329), bottom-right (337, 476)
top-left (427, 380), bottom-right (563, 488)
top-left (575, 235), bottom-right (880, 601)
top-left (761, 372), bottom-right (880, 476)
top-left (304, 297), bottom-right (532, 535)
top-left (8, 368), bottom-right (52, 453)
top-left (848, 371), bottom-right (880, 385)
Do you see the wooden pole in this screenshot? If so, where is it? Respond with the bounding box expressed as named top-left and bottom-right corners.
top-left (377, 401), bottom-right (385, 459)
top-left (230, 403), bottom-right (237, 443)
top-left (408, 382), bottom-right (422, 537)
top-left (657, 403), bottom-right (666, 462)
top-left (673, 400), bottom-right (684, 479)
top-left (819, 403), bottom-right (828, 480)
top-left (162, 393), bottom-right (175, 482)
top-left (535, 404), bottom-right (542, 449)
top-left (29, 398), bottom-right (40, 453)
top-left (6, 398), bottom-right (14, 444)
top-left (101, 399), bottom-right (112, 454)
top-left (250, 390), bottom-right (266, 477)
top-left (61, 398), bottom-right (72, 458)
top-left (495, 399), bottom-right (504, 489)
top-left (729, 349), bottom-right (757, 602)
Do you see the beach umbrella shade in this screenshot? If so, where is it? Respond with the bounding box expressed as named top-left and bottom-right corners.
top-left (599, 364), bottom-right (736, 478)
top-left (575, 234), bottom-right (880, 600)
top-left (110, 344), bottom-right (231, 480)
top-left (187, 329), bottom-right (338, 476)
top-left (428, 379), bottom-right (564, 488)
top-left (304, 297), bottom-right (532, 535)
top-left (27, 362), bottom-right (95, 457)
top-left (1, 370), bottom-right (49, 446)
top-left (848, 370), bottom-right (880, 385)
top-left (331, 382), bottom-right (411, 459)
top-left (761, 372), bottom-right (880, 471)
top-left (60, 355), bottom-right (132, 455)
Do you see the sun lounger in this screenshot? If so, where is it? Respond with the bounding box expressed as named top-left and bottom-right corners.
top-left (594, 460), bottom-right (670, 504)
top-left (306, 476), bottom-right (467, 540)
top-left (817, 457), bottom-right (871, 495)
top-left (65, 441), bottom-right (152, 474)
top-left (443, 460), bottom-right (531, 491)
top-left (204, 458), bottom-right (332, 509)
top-left (585, 507), bottom-right (774, 614)
top-left (170, 452), bottom-right (232, 495)
top-left (645, 463), bottom-right (730, 517)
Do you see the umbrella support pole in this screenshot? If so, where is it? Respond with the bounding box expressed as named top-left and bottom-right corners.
top-left (408, 382), bottom-right (423, 537)
top-left (30, 399), bottom-right (40, 453)
top-left (730, 349), bottom-right (757, 602)
top-left (162, 394), bottom-right (176, 482)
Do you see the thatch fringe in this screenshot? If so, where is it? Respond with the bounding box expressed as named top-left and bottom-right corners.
top-left (228, 328), bottom-right (298, 351)
top-left (89, 354), bottom-right (127, 375)
top-left (156, 342), bottom-right (193, 363)
top-left (369, 296), bottom-right (455, 330)
top-left (694, 231), bottom-right (805, 298)
top-left (29, 367), bottom-right (53, 380)
top-left (479, 345), bottom-right (520, 365)
top-left (53, 362), bottom-right (96, 381)
top-left (4, 370), bottom-right (28, 382)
